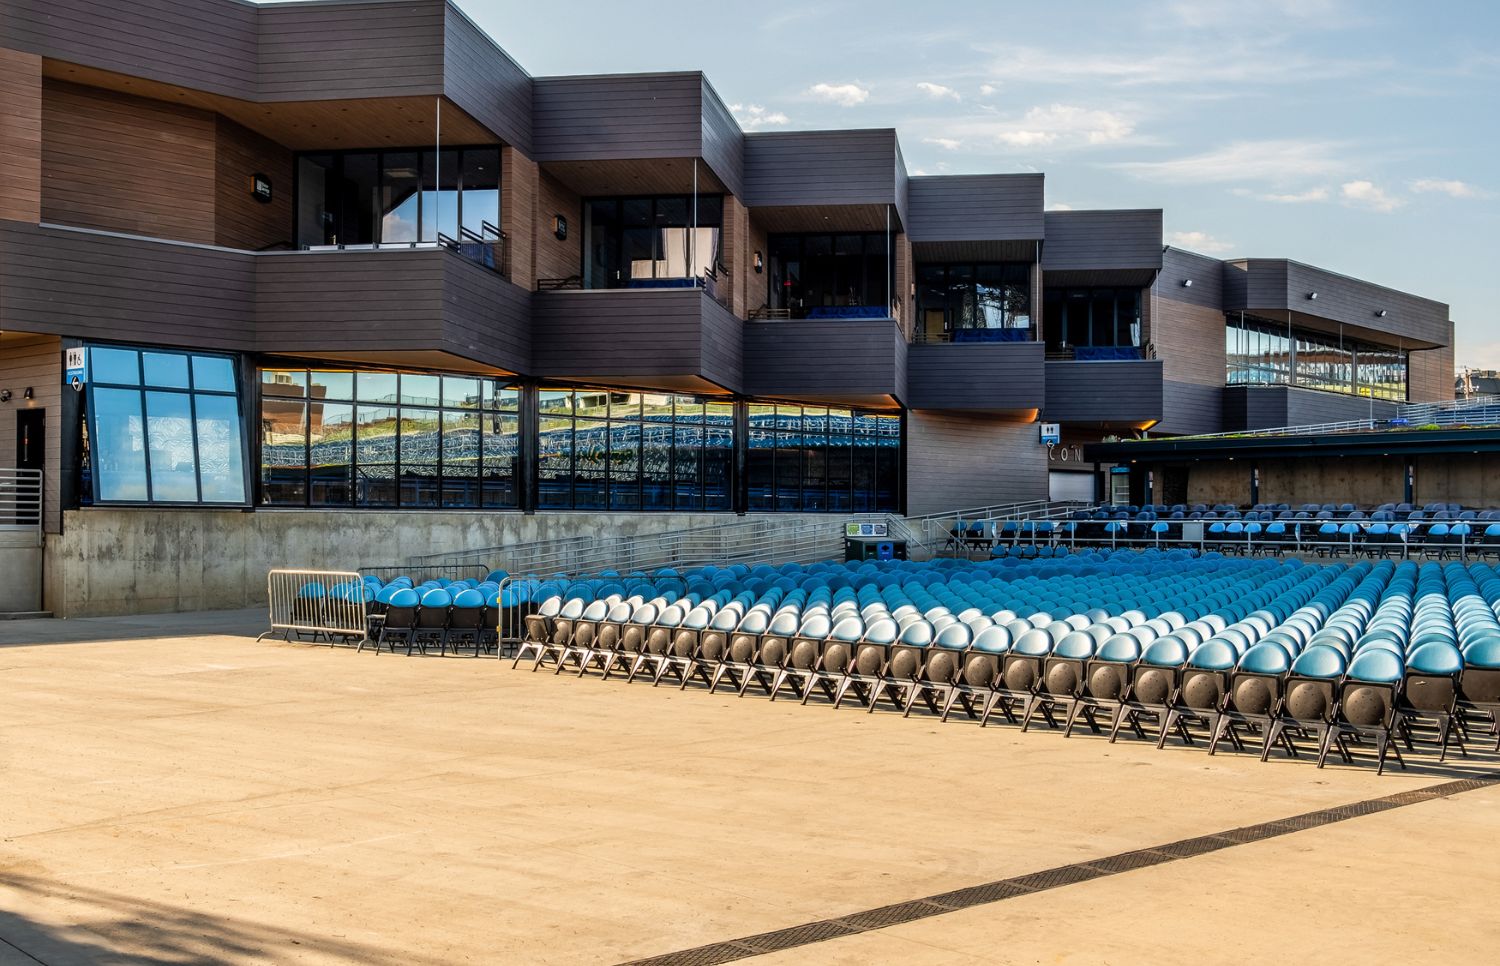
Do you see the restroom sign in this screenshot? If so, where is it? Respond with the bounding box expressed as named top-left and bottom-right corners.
top-left (1039, 422), bottom-right (1061, 445)
top-left (65, 347), bottom-right (86, 389)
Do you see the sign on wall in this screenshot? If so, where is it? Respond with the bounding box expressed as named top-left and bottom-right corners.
top-left (846, 522), bottom-right (889, 537)
top-left (64, 346), bottom-right (86, 391)
top-left (1039, 422), bottom-right (1061, 445)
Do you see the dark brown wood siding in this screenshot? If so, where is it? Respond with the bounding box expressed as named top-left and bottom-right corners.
top-left (255, 248), bottom-right (447, 354)
top-left (907, 174), bottom-right (1044, 242)
top-left (0, 221), bottom-right (255, 348)
top-left (1041, 209), bottom-right (1163, 276)
top-left (1044, 360), bottom-right (1164, 424)
top-left (1, 0), bottom-right (258, 98)
top-left (213, 115), bottom-right (294, 251)
top-left (1223, 258), bottom-right (1450, 349)
top-left (742, 130), bottom-right (901, 209)
top-left (905, 411), bottom-right (1048, 515)
top-left (443, 1), bottom-right (531, 153)
top-left (906, 343), bottom-right (1044, 412)
top-left (532, 73), bottom-right (703, 162)
top-left (41, 80), bottom-right (217, 244)
top-left (740, 320), bottom-right (904, 400)
top-left (441, 254), bottom-right (531, 374)
top-left (256, 1), bottom-right (446, 101)
top-left (0, 49), bottom-right (42, 223)
top-left (1223, 385), bottom-right (1400, 431)
top-left (699, 75), bottom-right (744, 198)
top-left (0, 334), bottom-right (62, 532)
top-left (1151, 247), bottom-right (1227, 435)
top-left (531, 289), bottom-right (740, 391)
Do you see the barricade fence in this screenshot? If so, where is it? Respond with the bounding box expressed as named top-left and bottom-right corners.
top-left (260, 569), bottom-right (369, 643)
top-left (954, 520), bottom-right (1491, 560)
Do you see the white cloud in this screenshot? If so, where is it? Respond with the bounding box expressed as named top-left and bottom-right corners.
top-left (953, 104), bottom-right (1135, 150)
top-left (1411, 178), bottom-right (1491, 199)
top-left (1169, 230), bottom-right (1235, 254)
top-left (1340, 180), bottom-right (1403, 212)
top-left (979, 84), bottom-right (997, 96)
top-left (729, 103), bottom-right (790, 131)
top-left (806, 82), bottom-right (869, 107)
top-left (1261, 187), bottom-right (1331, 203)
top-left (1114, 139), bottom-right (1350, 184)
top-left (916, 81), bottom-right (960, 101)
top-left (923, 136), bottom-right (962, 150)
top-left (978, 42), bottom-right (1373, 89)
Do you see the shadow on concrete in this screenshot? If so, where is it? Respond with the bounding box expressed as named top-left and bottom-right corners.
top-left (0, 608), bottom-right (267, 649)
top-left (0, 871), bottom-right (444, 966)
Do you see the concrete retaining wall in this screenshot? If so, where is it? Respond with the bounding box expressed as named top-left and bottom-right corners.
top-left (44, 509), bottom-right (839, 618)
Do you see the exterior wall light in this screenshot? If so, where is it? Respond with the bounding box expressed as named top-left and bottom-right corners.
top-left (1308, 292), bottom-right (1319, 300)
top-left (553, 215), bottom-right (568, 241)
top-left (1376, 309), bottom-right (1388, 317)
top-left (754, 251), bottom-right (764, 273)
top-left (23, 387), bottom-right (33, 400)
top-left (1182, 279), bottom-right (1193, 287)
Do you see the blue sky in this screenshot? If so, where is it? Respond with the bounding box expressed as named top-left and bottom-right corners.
top-left (266, 0), bottom-right (1498, 370)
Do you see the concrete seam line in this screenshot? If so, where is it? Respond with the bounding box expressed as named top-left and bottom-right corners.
top-left (0, 932), bottom-right (49, 965)
top-left (618, 777), bottom-right (1495, 966)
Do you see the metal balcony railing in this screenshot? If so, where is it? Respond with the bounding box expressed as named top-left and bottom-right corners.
top-left (0, 468), bottom-right (43, 537)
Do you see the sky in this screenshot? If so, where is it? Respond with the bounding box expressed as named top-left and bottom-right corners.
top-left (266, 0), bottom-right (1499, 370)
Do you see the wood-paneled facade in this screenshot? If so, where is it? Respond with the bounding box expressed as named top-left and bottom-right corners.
top-left (0, 0), bottom-right (1457, 540)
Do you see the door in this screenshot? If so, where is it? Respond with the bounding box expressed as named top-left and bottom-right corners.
top-left (16, 408), bottom-right (44, 471)
top-left (1048, 470), bottom-right (1095, 503)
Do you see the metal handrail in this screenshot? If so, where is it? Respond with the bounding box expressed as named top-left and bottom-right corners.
top-left (1177, 394), bottom-right (1500, 441)
top-left (0, 467), bottom-right (42, 540)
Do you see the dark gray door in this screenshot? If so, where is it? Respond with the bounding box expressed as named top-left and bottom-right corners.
top-left (16, 409), bottom-right (44, 471)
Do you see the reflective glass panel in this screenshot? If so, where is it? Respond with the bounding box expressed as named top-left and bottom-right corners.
top-left (91, 347), bottom-right (140, 386)
top-left (93, 388), bottom-right (148, 501)
top-left (145, 391), bottom-right (198, 502)
top-left (192, 355), bottom-right (236, 393)
top-left (194, 393), bottom-right (246, 503)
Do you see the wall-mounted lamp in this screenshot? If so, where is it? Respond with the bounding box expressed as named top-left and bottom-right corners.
top-left (753, 250), bottom-right (764, 274)
top-left (22, 387), bottom-right (33, 400)
top-left (1376, 309), bottom-right (1388, 318)
top-left (0, 390), bottom-right (10, 402)
top-left (1181, 279), bottom-right (1193, 288)
top-left (1308, 292), bottom-right (1319, 300)
top-left (552, 215), bottom-right (568, 241)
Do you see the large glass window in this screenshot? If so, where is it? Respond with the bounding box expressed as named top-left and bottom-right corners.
top-left (84, 347), bottom-right (247, 505)
top-left (1042, 287), bottom-right (1143, 353)
top-left (1225, 314), bottom-right (1407, 401)
top-left (767, 233), bottom-right (896, 319)
top-left (582, 195), bottom-right (723, 288)
top-left (747, 405), bottom-right (900, 513)
top-left (295, 147), bottom-right (501, 248)
top-left (915, 262), bottom-right (1032, 342)
top-left (260, 369), bottom-right (519, 508)
top-left (537, 391), bottom-right (734, 511)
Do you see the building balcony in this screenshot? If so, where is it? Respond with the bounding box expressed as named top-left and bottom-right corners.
top-left (531, 287), bottom-right (742, 393)
top-left (741, 316), bottom-right (906, 407)
top-left (1044, 357), bottom-right (1164, 427)
top-left (906, 340), bottom-right (1044, 414)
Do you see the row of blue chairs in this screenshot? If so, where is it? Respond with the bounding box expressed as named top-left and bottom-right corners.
top-left (515, 553), bottom-right (1500, 773)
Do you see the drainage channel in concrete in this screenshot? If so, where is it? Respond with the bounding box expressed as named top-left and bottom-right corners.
top-left (620, 776), bottom-right (1495, 966)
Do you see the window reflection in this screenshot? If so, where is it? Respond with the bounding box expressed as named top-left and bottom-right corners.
top-left (768, 233), bottom-right (894, 319)
top-left (1225, 314), bottom-right (1407, 401)
top-left (1042, 287), bottom-right (1143, 353)
top-left (86, 348), bottom-right (246, 505)
top-left (583, 195), bottom-right (723, 288)
top-left (917, 263), bottom-right (1032, 341)
top-left (295, 147), bottom-right (501, 247)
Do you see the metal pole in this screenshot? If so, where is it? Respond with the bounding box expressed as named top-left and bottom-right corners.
top-left (692, 158), bottom-right (698, 282)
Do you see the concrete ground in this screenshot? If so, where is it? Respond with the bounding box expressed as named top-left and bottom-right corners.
top-left (0, 613), bottom-right (1496, 965)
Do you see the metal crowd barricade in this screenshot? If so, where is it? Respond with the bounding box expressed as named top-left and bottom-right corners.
top-left (259, 569), bottom-right (369, 644)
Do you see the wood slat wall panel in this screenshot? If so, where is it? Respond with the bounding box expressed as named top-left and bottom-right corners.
top-left (742, 130), bottom-right (900, 208)
top-left (1224, 258), bottom-right (1450, 349)
top-left (906, 343), bottom-right (1044, 411)
top-left (741, 320), bottom-right (903, 398)
top-left (1149, 249), bottom-right (1228, 421)
top-left (1158, 380), bottom-right (1223, 436)
top-left (256, 2), bottom-right (446, 100)
top-left (534, 170), bottom-right (580, 283)
top-left (2, 0), bottom-right (258, 97)
top-left (0, 334), bottom-right (62, 533)
top-left (700, 293), bottom-right (743, 394)
top-left (530, 289), bottom-right (727, 386)
top-left (213, 115), bottom-right (294, 251)
top-left (1041, 209), bottom-right (1162, 272)
top-left (1409, 344), bottom-right (1454, 402)
top-left (255, 249), bottom-right (446, 351)
top-left (532, 73), bottom-right (702, 162)
top-left (905, 410), bottom-right (1047, 515)
top-left (700, 77), bottom-right (744, 199)
top-left (907, 174), bottom-right (1045, 242)
top-left (1043, 360), bottom-right (1164, 423)
top-left (442, 2), bottom-right (531, 153)
top-left (0, 49), bottom-right (42, 222)
top-left (501, 147), bottom-right (538, 290)
top-left (441, 253), bottom-right (531, 373)
top-left (0, 222), bottom-right (255, 348)
top-left (42, 80), bottom-right (216, 244)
